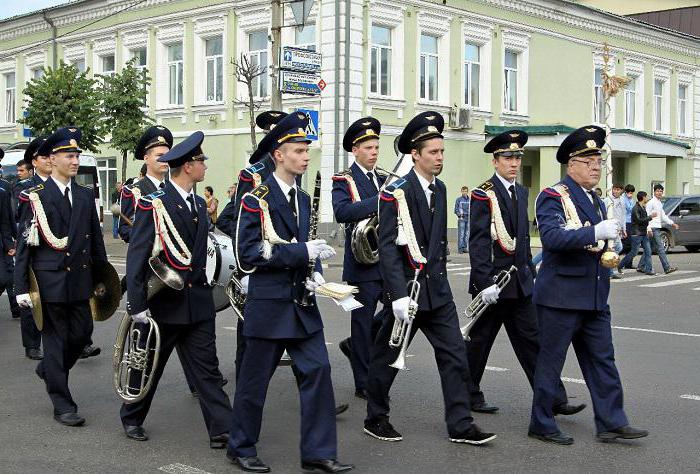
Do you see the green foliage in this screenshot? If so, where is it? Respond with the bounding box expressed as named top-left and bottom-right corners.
top-left (19, 61), bottom-right (104, 153)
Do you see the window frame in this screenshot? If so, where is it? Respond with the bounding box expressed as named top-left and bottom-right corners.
top-left (204, 36), bottom-right (224, 103)
top-left (677, 80), bottom-right (692, 137)
top-left (501, 30), bottom-right (530, 117)
top-left (3, 72), bottom-right (16, 124)
top-left (370, 24), bottom-right (393, 97)
top-left (654, 78), bottom-right (665, 133)
top-left (167, 42), bottom-right (184, 106)
top-left (503, 49), bottom-right (519, 113)
top-left (463, 42), bottom-right (480, 108)
top-left (294, 23), bottom-right (317, 52)
top-left (247, 29), bottom-right (270, 100)
top-left (419, 33), bottom-right (439, 102)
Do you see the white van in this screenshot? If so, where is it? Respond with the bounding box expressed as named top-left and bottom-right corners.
top-left (1, 147), bottom-right (104, 222)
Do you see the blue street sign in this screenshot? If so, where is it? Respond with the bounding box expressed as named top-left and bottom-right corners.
top-left (281, 71), bottom-right (321, 95)
top-left (22, 110), bottom-right (32, 138)
top-left (296, 108), bottom-right (319, 141)
top-left (281, 46), bottom-right (321, 73)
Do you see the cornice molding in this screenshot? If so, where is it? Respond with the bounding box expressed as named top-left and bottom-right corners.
top-left (156, 22), bottom-right (185, 45)
top-left (368, 0), bottom-right (407, 28)
top-left (121, 29), bottom-right (148, 50)
top-left (417, 10), bottom-right (452, 36)
top-left (194, 14), bottom-right (226, 38)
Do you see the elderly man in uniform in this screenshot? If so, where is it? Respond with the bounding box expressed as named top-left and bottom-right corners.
top-left (529, 125), bottom-right (649, 445)
top-left (14, 127), bottom-right (108, 426)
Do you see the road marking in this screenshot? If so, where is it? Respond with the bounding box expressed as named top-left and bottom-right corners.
top-left (612, 326), bottom-right (700, 338)
top-left (680, 394), bottom-right (700, 401)
top-left (159, 464), bottom-right (213, 474)
top-left (223, 326), bottom-right (237, 331)
top-left (485, 366), bottom-right (509, 372)
top-left (561, 377), bottom-right (586, 385)
top-left (447, 266), bottom-right (470, 272)
top-left (639, 276), bottom-right (700, 288)
top-left (611, 270), bottom-right (695, 283)
top-left (694, 288), bottom-right (700, 291)
top-left (447, 263), bottom-right (468, 267)
top-left (454, 272), bottom-right (471, 276)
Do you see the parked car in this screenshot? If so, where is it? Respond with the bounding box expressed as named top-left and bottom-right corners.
top-left (660, 195), bottom-right (700, 253)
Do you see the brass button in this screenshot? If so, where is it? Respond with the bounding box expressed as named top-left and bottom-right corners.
top-left (83, 250), bottom-right (87, 254)
top-left (82, 264), bottom-right (87, 269)
top-left (66, 252), bottom-right (71, 257)
top-left (66, 266), bottom-right (71, 272)
top-left (188, 283), bottom-right (192, 288)
top-left (189, 268), bottom-right (193, 272)
top-left (85, 234), bottom-right (90, 238)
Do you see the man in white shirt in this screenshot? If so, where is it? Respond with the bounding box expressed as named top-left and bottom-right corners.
top-left (603, 184), bottom-right (625, 279)
top-left (645, 184), bottom-right (678, 274)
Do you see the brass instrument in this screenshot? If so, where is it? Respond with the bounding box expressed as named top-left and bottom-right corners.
top-left (110, 203), bottom-right (133, 227)
top-left (389, 268), bottom-right (421, 370)
top-left (224, 274), bottom-right (246, 320)
top-left (89, 260), bottom-right (122, 322)
top-left (461, 266), bottom-right (517, 341)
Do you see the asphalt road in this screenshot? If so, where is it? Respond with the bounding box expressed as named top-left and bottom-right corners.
top-left (1, 238), bottom-right (699, 473)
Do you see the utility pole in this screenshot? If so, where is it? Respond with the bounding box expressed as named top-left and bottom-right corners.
top-left (270, 0), bottom-right (282, 110)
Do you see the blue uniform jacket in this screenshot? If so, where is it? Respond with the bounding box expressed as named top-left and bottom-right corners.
top-left (236, 175), bottom-right (323, 339)
top-left (331, 162), bottom-right (385, 283)
top-left (126, 182), bottom-right (215, 324)
top-left (14, 178), bottom-right (107, 303)
top-left (378, 169), bottom-right (451, 311)
top-left (469, 175), bottom-right (535, 298)
top-left (118, 176), bottom-right (160, 243)
top-left (0, 185), bottom-right (14, 253)
top-left (533, 174), bottom-right (610, 311)
top-left (15, 175), bottom-right (44, 225)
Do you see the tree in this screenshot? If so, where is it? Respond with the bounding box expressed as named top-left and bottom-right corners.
top-left (100, 57), bottom-right (153, 182)
top-left (20, 61), bottom-right (104, 153)
top-left (231, 53), bottom-right (267, 150)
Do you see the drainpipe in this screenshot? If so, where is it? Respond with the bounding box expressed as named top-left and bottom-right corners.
top-left (42, 12), bottom-right (57, 69)
top-left (343, 0), bottom-right (350, 172)
top-left (334, 0), bottom-right (341, 174)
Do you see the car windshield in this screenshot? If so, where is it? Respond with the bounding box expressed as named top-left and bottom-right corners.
top-left (662, 197), bottom-right (680, 215)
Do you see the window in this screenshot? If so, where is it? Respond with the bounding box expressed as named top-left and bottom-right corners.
top-left (679, 197), bottom-right (700, 216)
top-left (678, 84), bottom-right (689, 135)
top-left (168, 43), bottom-right (184, 105)
top-left (248, 30), bottom-right (268, 98)
top-left (205, 37), bottom-right (223, 102)
top-left (464, 43), bottom-right (480, 108)
top-left (624, 76), bottom-right (637, 128)
top-left (97, 157), bottom-right (118, 212)
top-left (4, 73), bottom-right (15, 123)
top-left (295, 25), bottom-right (316, 51)
top-left (370, 25), bottom-right (391, 96)
top-left (31, 67), bottom-right (44, 80)
top-left (419, 34), bottom-right (438, 101)
top-left (503, 50), bottom-right (518, 112)
top-left (654, 79), bottom-right (664, 132)
top-left (594, 67), bottom-right (605, 123)
top-left (72, 59), bottom-right (85, 72)
top-left (132, 48), bottom-right (148, 105)
top-left (100, 54), bottom-right (115, 77)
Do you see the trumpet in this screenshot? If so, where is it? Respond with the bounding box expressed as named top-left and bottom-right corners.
top-left (461, 266), bottom-right (517, 341)
top-left (224, 274), bottom-right (246, 320)
top-left (389, 268), bottom-right (421, 370)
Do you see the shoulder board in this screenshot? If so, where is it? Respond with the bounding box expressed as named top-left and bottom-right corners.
top-left (385, 178), bottom-right (407, 193)
top-left (242, 161), bottom-right (267, 177)
top-left (75, 181), bottom-right (92, 190)
top-left (471, 188), bottom-right (489, 200)
top-left (333, 169), bottom-right (352, 178)
top-left (18, 178), bottom-right (32, 185)
top-left (375, 168), bottom-right (389, 177)
top-left (241, 192), bottom-right (263, 212)
top-left (477, 180), bottom-right (493, 192)
top-left (121, 184), bottom-right (134, 197)
top-left (142, 189), bottom-right (165, 201)
top-left (542, 186), bottom-right (561, 197)
top-left (250, 184), bottom-right (269, 200)
top-left (26, 184), bottom-right (44, 194)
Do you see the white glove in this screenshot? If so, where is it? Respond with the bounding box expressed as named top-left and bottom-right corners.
top-left (392, 296), bottom-right (416, 324)
top-left (240, 276), bottom-right (249, 295)
top-left (318, 244), bottom-right (336, 261)
top-left (131, 310), bottom-right (150, 324)
top-left (16, 294), bottom-right (32, 309)
top-left (594, 219), bottom-right (619, 241)
top-left (481, 284), bottom-right (500, 305)
top-left (305, 239), bottom-right (329, 260)
top-left (304, 272), bottom-right (325, 292)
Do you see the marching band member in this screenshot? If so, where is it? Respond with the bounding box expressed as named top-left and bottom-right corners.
top-left (364, 112), bottom-right (496, 445)
top-left (228, 112), bottom-right (353, 473)
top-left (529, 125), bottom-right (648, 445)
top-left (331, 117), bottom-right (388, 400)
top-left (121, 131), bottom-right (232, 447)
top-left (466, 130), bottom-right (584, 417)
top-left (14, 127), bottom-right (108, 426)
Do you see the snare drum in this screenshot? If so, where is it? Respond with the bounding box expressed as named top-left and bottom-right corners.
top-left (206, 232), bottom-right (236, 312)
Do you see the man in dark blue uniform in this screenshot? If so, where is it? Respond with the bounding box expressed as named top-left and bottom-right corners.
top-left (331, 117), bottom-right (388, 400)
top-left (0, 146), bottom-right (22, 323)
top-left (121, 131), bottom-right (232, 446)
top-left (14, 127), bottom-right (108, 426)
top-left (467, 130), bottom-right (584, 417)
top-left (529, 125), bottom-right (648, 445)
top-left (228, 112), bottom-right (353, 473)
top-left (364, 112), bottom-right (495, 446)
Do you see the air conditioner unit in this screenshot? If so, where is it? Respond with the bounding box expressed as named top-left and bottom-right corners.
top-left (449, 106), bottom-right (472, 130)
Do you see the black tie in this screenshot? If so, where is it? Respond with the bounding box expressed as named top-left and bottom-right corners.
top-left (63, 187), bottom-right (72, 213)
top-left (186, 195), bottom-right (198, 221)
top-left (509, 185), bottom-right (518, 230)
top-left (159, 182), bottom-right (165, 189)
top-left (367, 171), bottom-right (378, 192)
top-left (428, 183), bottom-right (436, 212)
top-left (589, 191), bottom-right (601, 218)
top-left (288, 188), bottom-right (297, 219)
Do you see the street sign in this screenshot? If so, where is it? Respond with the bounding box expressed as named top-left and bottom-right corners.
top-left (318, 79), bottom-right (326, 91)
top-left (22, 111), bottom-right (31, 138)
top-left (281, 70), bottom-right (321, 95)
top-left (281, 46), bottom-right (321, 73)
top-left (296, 108), bottom-right (319, 140)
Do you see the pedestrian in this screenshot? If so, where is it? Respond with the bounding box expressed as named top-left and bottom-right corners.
top-left (111, 182), bottom-right (122, 239)
top-left (603, 184), bottom-right (625, 279)
top-left (617, 191), bottom-right (654, 275)
top-left (454, 186), bottom-right (470, 253)
top-left (594, 187), bottom-right (603, 198)
top-left (226, 184), bottom-right (237, 199)
top-left (204, 185), bottom-right (218, 228)
top-left (621, 184), bottom-right (635, 265)
top-left (646, 184), bottom-right (678, 274)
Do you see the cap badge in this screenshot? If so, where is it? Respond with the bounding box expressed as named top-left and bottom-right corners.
top-left (156, 126), bottom-right (165, 130)
top-left (427, 126), bottom-right (438, 133)
top-left (68, 128), bottom-right (77, 132)
top-left (509, 142), bottom-right (519, 150)
top-left (271, 113), bottom-right (281, 117)
top-left (157, 136), bottom-right (166, 143)
top-left (296, 112), bottom-right (305, 119)
top-left (426, 115), bottom-right (436, 121)
top-left (298, 127), bottom-right (305, 134)
top-left (362, 121), bottom-right (371, 126)
top-left (585, 127), bottom-right (597, 133)
top-left (365, 129), bottom-right (376, 136)
top-left (586, 139), bottom-right (597, 148)
top-left (509, 133), bottom-right (519, 138)
top-left (69, 139), bottom-right (78, 147)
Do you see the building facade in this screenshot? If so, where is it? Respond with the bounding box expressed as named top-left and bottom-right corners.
top-left (1, 0), bottom-right (699, 228)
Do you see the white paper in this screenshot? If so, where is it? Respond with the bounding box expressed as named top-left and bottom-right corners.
top-left (334, 295), bottom-right (363, 312)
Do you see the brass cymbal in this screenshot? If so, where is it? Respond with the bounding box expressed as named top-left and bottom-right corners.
top-left (90, 261), bottom-right (121, 322)
top-left (28, 268), bottom-right (43, 331)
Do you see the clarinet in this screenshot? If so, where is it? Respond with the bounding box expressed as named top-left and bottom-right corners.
top-left (300, 171), bottom-right (322, 306)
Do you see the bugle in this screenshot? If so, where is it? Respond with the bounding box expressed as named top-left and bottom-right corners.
top-left (461, 266), bottom-right (517, 341)
top-left (389, 268), bottom-right (420, 370)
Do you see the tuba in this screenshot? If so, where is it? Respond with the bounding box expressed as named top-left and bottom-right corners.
top-left (224, 274), bottom-right (246, 320)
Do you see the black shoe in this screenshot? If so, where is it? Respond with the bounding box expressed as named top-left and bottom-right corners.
top-left (221, 377), bottom-right (229, 387)
top-left (35, 365), bottom-right (45, 381)
top-left (354, 389), bottom-right (368, 400)
top-left (54, 412), bottom-right (85, 427)
top-left (528, 430), bottom-right (573, 445)
top-left (597, 425), bottom-right (649, 442)
top-left (226, 453), bottom-right (270, 473)
top-left (79, 345), bottom-right (101, 359)
top-left (449, 424), bottom-right (497, 445)
top-left (11, 311), bottom-right (20, 319)
top-left (553, 403), bottom-right (586, 416)
top-left (471, 401), bottom-right (499, 414)
top-left (301, 459), bottom-right (354, 473)
top-left (363, 419), bottom-right (402, 441)
top-left (335, 404), bottom-right (349, 416)
top-left (339, 338), bottom-right (352, 363)
top-left (123, 424), bottom-right (148, 441)
top-left (209, 432), bottom-right (229, 449)
top-left (25, 348), bottom-right (43, 360)
top-left (665, 267), bottom-right (678, 275)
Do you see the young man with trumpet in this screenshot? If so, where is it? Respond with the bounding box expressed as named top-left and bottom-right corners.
top-left (228, 112), bottom-right (353, 473)
top-left (364, 112), bottom-right (495, 445)
top-left (466, 130), bottom-right (584, 417)
top-left (121, 131), bottom-right (232, 447)
top-left (529, 125), bottom-right (648, 445)
top-left (331, 116), bottom-right (388, 400)
top-left (14, 127), bottom-right (108, 426)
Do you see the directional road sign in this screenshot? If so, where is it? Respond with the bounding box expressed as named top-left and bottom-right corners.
top-left (281, 70), bottom-right (322, 95)
top-left (281, 46), bottom-right (322, 73)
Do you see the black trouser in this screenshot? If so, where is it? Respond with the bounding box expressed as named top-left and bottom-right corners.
top-left (465, 296), bottom-right (568, 407)
top-left (366, 301), bottom-right (474, 437)
top-left (2, 254), bottom-right (20, 316)
top-left (37, 300), bottom-right (93, 415)
top-left (347, 279), bottom-right (386, 392)
top-left (1, 255), bottom-right (40, 350)
top-left (120, 319), bottom-right (232, 437)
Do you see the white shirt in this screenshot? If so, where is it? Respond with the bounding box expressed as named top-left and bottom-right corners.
top-left (145, 173), bottom-right (165, 190)
top-left (494, 172), bottom-right (516, 199)
top-left (604, 195), bottom-right (625, 228)
top-left (273, 172), bottom-right (299, 224)
top-left (35, 173), bottom-right (49, 182)
top-left (646, 196), bottom-right (674, 229)
top-left (579, 185), bottom-right (596, 205)
top-left (414, 169), bottom-right (436, 208)
top-left (354, 161), bottom-right (377, 189)
top-left (51, 177), bottom-right (72, 205)
top-left (171, 180), bottom-right (196, 212)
